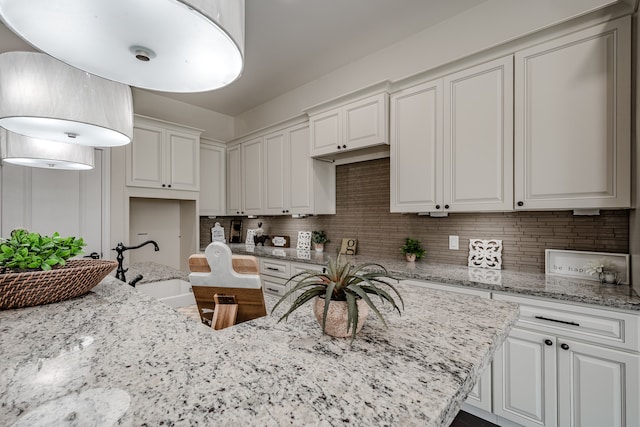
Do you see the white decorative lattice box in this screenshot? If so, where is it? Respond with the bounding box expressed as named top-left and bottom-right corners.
top-left (468, 239), bottom-right (503, 270)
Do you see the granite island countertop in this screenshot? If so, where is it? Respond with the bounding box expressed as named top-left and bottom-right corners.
top-left (227, 244), bottom-right (640, 312)
top-left (0, 275), bottom-right (519, 426)
top-left (111, 261), bottom-right (189, 285)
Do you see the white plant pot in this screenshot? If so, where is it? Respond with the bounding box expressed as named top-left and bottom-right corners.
top-left (313, 243), bottom-right (324, 253)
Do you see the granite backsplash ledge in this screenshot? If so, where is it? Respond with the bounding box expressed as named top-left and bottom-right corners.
top-left (201, 158), bottom-right (629, 273)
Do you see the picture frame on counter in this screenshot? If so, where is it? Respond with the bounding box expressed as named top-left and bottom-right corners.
top-left (545, 249), bottom-right (630, 284)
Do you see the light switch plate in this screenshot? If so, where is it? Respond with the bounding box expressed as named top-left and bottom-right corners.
top-left (449, 235), bottom-right (459, 250)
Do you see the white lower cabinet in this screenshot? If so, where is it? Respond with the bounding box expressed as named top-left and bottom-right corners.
top-left (259, 258), bottom-right (325, 302)
top-left (493, 327), bottom-right (558, 427)
top-left (492, 293), bottom-right (640, 427)
top-left (557, 338), bottom-right (640, 427)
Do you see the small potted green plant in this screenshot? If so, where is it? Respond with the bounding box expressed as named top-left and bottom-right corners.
top-left (311, 230), bottom-right (329, 253)
top-left (400, 238), bottom-right (426, 262)
top-left (272, 255), bottom-right (403, 341)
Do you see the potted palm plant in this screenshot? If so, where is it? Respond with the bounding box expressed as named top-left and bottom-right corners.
top-left (272, 255), bottom-right (403, 341)
top-left (311, 230), bottom-right (329, 252)
top-left (400, 238), bottom-right (426, 262)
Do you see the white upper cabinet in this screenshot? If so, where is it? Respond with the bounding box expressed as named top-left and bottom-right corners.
top-left (227, 137), bottom-right (263, 216)
top-left (391, 55), bottom-right (513, 213)
top-left (234, 122), bottom-right (336, 217)
top-left (390, 79), bottom-right (443, 212)
top-left (199, 140), bottom-right (225, 216)
top-left (264, 130), bottom-right (288, 214)
top-left (226, 142), bottom-right (243, 215)
top-left (241, 137), bottom-right (264, 216)
top-left (514, 17), bottom-right (631, 210)
top-left (126, 116), bottom-right (201, 192)
top-left (309, 90), bottom-right (388, 158)
top-left (443, 56), bottom-right (513, 212)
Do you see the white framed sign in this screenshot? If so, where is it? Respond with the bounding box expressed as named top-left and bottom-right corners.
top-left (545, 249), bottom-right (629, 284)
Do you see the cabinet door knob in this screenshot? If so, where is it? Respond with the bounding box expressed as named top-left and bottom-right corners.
top-left (444, 204), bottom-right (450, 209)
top-left (342, 144), bottom-right (347, 149)
top-left (168, 184), bottom-right (171, 188)
top-left (162, 184), bottom-right (166, 187)
top-left (337, 145), bottom-right (341, 149)
top-left (544, 339), bottom-right (553, 346)
top-left (435, 204), bottom-right (441, 210)
top-left (560, 343), bottom-right (570, 350)
top-left (517, 201), bottom-right (524, 207)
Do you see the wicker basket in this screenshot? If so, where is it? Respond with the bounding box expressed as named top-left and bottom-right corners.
top-left (0, 259), bottom-right (118, 309)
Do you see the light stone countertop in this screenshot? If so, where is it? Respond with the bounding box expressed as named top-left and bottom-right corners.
top-left (0, 275), bottom-right (519, 426)
top-left (228, 244), bottom-right (640, 312)
top-left (121, 261), bottom-right (189, 284)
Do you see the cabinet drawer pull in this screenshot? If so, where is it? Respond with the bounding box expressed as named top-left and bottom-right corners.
top-left (534, 315), bottom-right (580, 327)
top-left (266, 287), bottom-right (280, 293)
top-left (266, 267), bottom-right (280, 271)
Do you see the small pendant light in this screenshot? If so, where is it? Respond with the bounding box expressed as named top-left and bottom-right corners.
top-left (0, 51), bottom-right (133, 147)
top-left (0, 0), bottom-right (245, 93)
top-left (1, 129), bottom-right (95, 170)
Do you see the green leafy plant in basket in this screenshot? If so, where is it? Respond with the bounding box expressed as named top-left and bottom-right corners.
top-left (271, 255), bottom-right (404, 341)
top-left (0, 229), bottom-right (86, 273)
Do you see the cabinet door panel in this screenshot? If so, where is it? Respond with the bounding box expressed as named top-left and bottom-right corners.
top-left (242, 138), bottom-right (264, 215)
top-left (310, 109), bottom-right (341, 157)
top-left (493, 328), bottom-right (557, 427)
top-left (168, 132), bottom-right (199, 191)
top-left (288, 124), bottom-right (313, 214)
top-left (264, 132), bottom-right (287, 214)
top-left (128, 125), bottom-right (163, 188)
top-left (444, 56), bottom-right (513, 211)
top-left (344, 93), bottom-right (387, 150)
top-left (200, 143), bottom-right (225, 216)
top-left (515, 18), bottom-right (630, 209)
top-left (558, 339), bottom-right (640, 427)
top-left (390, 80), bottom-right (442, 212)
top-left (226, 144), bottom-right (242, 215)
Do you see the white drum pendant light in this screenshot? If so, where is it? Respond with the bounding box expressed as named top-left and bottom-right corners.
top-left (0, 0), bottom-right (245, 93)
top-left (0, 52), bottom-right (133, 147)
top-left (1, 130), bottom-right (95, 170)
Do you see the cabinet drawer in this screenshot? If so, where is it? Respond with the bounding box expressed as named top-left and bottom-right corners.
top-left (262, 278), bottom-right (287, 297)
top-left (290, 262), bottom-right (325, 276)
top-left (259, 259), bottom-right (290, 279)
top-left (493, 293), bottom-right (640, 352)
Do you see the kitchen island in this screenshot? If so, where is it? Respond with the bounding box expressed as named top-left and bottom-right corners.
top-left (1, 274), bottom-right (518, 426)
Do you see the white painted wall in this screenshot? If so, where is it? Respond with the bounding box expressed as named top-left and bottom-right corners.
top-left (132, 89), bottom-right (234, 141)
top-left (128, 198), bottom-right (181, 270)
top-left (234, 0), bottom-right (622, 136)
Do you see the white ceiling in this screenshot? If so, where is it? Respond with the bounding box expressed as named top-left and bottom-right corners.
top-left (0, 0), bottom-right (487, 117)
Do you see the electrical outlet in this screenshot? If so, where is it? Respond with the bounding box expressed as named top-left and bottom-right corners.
top-left (449, 235), bottom-right (459, 250)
